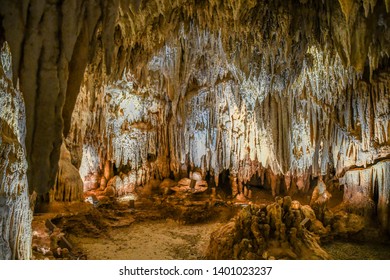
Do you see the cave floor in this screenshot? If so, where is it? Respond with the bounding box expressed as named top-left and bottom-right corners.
top-left (36, 215), bottom-right (390, 260)
top-left (68, 219), bottom-right (223, 260)
top-left (323, 241), bottom-right (390, 260)
top-left (31, 188), bottom-right (390, 260)
top-left (31, 197), bottom-right (237, 260)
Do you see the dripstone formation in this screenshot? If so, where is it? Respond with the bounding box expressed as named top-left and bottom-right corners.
top-left (0, 0), bottom-right (389, 259)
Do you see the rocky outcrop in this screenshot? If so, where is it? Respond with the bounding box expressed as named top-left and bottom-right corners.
top-left (206, 196), bottom-right (367, 260)
top-left (206, 198), bottom-right (331, 260)
top-left (0, 43), bottom-right (32, 259)
top-left (49, 144), bottom-right (83, 203)
top-left (171, 178), bottom-right (208, 194)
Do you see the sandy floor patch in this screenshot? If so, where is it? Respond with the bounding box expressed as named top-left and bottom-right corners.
top-left (68, 219), bottom-right (223, 260)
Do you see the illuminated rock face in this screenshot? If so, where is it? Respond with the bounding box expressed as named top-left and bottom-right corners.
top-left (0, 44), bottom-right (32, 259)
top-left (340, 160), bottom-right (390, 233)
top-left (65, 0), bottom-right (388, 232)
top-left (69, 30), bottom-right (389, 193)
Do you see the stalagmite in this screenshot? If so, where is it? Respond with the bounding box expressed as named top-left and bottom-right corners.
top-left (206, 199), bottom-right (331, 260)
top-left (49, 144), bottom-right (83, 203)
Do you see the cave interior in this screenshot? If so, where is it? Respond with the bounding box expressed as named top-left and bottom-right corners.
top-left (0, 0), bottom-right (390, 260)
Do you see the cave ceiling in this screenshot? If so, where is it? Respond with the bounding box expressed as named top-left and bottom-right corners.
top-left (0, 0), bottom-right (390, 194)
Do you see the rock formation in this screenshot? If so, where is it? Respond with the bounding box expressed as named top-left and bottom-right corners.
top-left (65, 0), bottom-right (389, 234)
top-left (340, 160), bottom-right (390, 232)
top-left (206, 198), bottom-right (332, 260)
top-left (0, 43), bottom-right (31, 259)
top-left (49, 144), bottom-right (83, 203)
top-left (206, 197), bottom-right (366, 260)
top-left (0, 0), bottom-right (389, 259)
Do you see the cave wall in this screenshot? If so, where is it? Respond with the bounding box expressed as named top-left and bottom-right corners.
top-left (0, 0), bottom-right (120, 195)
top-left (0, 43), bottom-right (32, 259)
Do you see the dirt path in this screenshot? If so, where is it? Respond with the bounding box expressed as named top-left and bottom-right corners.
top-left (68, 219), bottom-right (223, 260)
top-left (323, 241), bottom-right (390, 260)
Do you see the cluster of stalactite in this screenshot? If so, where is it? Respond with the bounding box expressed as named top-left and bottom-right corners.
top-left (68, 25), bottom-right (389, 191)
top-left (340, 160), bottom-right (390, 233)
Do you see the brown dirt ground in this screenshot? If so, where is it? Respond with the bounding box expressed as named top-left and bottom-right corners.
top-left (31, 187), bottom-right (346, 260)
top-left (68, 219), bottom-right (223, 260)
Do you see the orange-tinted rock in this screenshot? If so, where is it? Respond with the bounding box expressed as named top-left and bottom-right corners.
top-left (50, 144), bottom-right (83, 202)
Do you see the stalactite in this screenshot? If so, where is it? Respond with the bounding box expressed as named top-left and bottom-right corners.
top-left (340, 160), bottom-right (390, 233)
top-left (68, 22), bottom-right (389, 203)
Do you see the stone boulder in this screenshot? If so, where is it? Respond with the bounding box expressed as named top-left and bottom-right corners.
top-left (170, 178), bottom-right (208, 193)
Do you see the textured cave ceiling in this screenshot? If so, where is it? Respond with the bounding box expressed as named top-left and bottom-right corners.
top-left (0, 0), bottom-right (390, 195)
